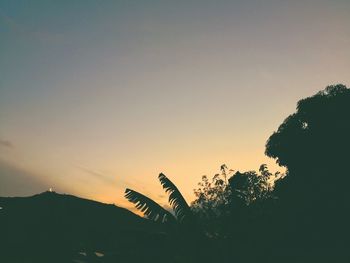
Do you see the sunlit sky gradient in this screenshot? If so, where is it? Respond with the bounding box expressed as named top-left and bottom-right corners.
top-left (1, 0), bottom-right (349, 210)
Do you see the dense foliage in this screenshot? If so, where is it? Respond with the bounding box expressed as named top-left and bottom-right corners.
top-left (191, 164), bottom-right (280, 238)
top-left (189, 84), bottom-right (350, 263)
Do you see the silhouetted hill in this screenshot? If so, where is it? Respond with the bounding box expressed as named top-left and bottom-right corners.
top-left (0, 191), bottom-right (166, 262)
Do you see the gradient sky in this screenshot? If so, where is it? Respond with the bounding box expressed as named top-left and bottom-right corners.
top-left (1, 0), bottom-right (349, 211)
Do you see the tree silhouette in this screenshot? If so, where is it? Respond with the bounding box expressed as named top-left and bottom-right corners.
top-left (265, 84), bottom-right (350, 262)
top-left (266, 84), bottom-right (350, 204)
top-left (189, 164), bottom-right (279, 263)
top-left (191, 165), bottom-right (232, 222)
top-left (266, 84), bottom-right (350, 173)
top-left (191, 164), bottom-right (278, 242)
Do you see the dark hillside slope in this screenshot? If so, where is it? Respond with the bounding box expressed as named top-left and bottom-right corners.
top-left (0, 191), bottom-right (166, 262)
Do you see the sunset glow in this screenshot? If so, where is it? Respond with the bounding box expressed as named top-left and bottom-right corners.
top-left (1, 0), bottom-right (349, 212)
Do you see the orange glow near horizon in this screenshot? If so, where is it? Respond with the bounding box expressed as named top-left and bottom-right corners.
top-left (0, 1), bottom-right (349, 215)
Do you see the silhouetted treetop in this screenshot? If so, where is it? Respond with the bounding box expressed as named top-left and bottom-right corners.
top-left (265, 84), bottom-right (350, 171)
top-left (263, 84), bottom-right (350, 262)
top-left (191, 164), bottom-right (279, 239)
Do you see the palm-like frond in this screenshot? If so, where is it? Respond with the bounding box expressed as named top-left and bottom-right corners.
top-left (158, 173), bottom-right (191, 223)
top-left (124, 188), bottom-right (175, 223)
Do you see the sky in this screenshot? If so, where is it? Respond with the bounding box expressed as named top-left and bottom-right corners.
top-left (0, 0), bottom-right (349, 211)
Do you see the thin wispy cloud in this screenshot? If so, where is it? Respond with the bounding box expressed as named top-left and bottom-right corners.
top-left (77, 165), bottom-right (116, 185)
top-left (0, 139), bottom-right (13, 149)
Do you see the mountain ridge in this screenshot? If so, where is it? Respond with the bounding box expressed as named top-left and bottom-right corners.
top-left (0, 191), bottom-right (166, 262)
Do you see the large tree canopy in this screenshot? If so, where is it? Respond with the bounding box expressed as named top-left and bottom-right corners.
top-left (266, 84), bottom-right (350, 178)
top-left (264, 84), bottom-right (350, 262)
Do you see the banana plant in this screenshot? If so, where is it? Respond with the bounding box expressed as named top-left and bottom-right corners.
top-left (125, 173), bottom-right (192, 224)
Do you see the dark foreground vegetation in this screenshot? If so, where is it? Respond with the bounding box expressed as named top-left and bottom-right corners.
top-left (1, 84), bottom-right (349, 263)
